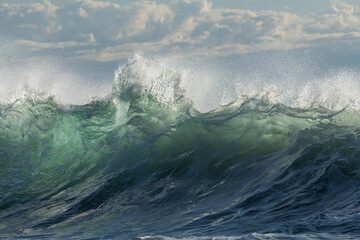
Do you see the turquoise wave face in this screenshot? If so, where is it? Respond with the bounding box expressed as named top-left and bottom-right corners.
top-left (1, 55), bottom-right (360, 239)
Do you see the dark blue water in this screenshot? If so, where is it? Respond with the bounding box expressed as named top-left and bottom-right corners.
top-left (1, 55), bottom-right (360, 240)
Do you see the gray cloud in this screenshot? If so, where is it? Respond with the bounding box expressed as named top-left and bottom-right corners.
top-left (1, 0), bottom-right (360, 62)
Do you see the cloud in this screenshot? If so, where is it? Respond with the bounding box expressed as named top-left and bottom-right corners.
top-left (76, 7), bottom-right (88, 18)
top-left (16, 39), bottom-right (93, 49)
top-left (1, 0), bottom-right (360, 62)
top-left (0, 1), bottom-right (60, 36)
top-left (309, 2), bottom-right (360, 33)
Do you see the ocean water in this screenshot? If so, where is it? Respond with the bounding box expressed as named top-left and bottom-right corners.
top-left (1, 54), bottom-right (360, 239)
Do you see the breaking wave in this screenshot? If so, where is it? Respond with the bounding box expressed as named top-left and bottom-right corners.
top-left (1, 54), bottom-right (360, 239)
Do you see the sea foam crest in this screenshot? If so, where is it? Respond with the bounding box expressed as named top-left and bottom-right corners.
top-left (2, 53), bottom-right (360, 114)
top-left (221, 68), bottom-right (360, 112)
top-left (114, 54), bottom-right (186, 105)
top-left (113, 54), bottom-right (360, 113)
top-left (292, 70), bottom-right (360, 111)
top-left (112, 54), bottom-right (194, 133)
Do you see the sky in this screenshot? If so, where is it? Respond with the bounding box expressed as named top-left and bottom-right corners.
top-left (2, 0), bottom-right (360, 107)
top-left (2, 0), bottom-right (360, 63)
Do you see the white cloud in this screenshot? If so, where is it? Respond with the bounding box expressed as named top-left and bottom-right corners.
top-left (1, 0), bottom-right (360, 61)
top-left (310, 2), bottom-right (360, 32)
top-left (78, 0), bottom-right (120, 9)
top-left (76, 7), bottom-right (88, 18)
top-left (16, 39), bottom-right (93, 49)
top-left (0, 0), bottom-right (60, 35)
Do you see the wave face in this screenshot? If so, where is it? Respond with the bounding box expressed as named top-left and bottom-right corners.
top-left (1, 55), bottom-right (360, 240)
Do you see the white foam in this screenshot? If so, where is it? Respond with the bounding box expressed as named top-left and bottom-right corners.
top-left (114, 54), bottom-right (184, 104)
top-left (117, 54), bottom-right (360, 112)
top-left (2, 45), bottom-right (360, 113)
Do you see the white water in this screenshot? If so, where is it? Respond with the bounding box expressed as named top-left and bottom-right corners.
top-left (113, 54), bottom-right (360, 112)
top-left (2, 43), bottom-right (360, 113)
